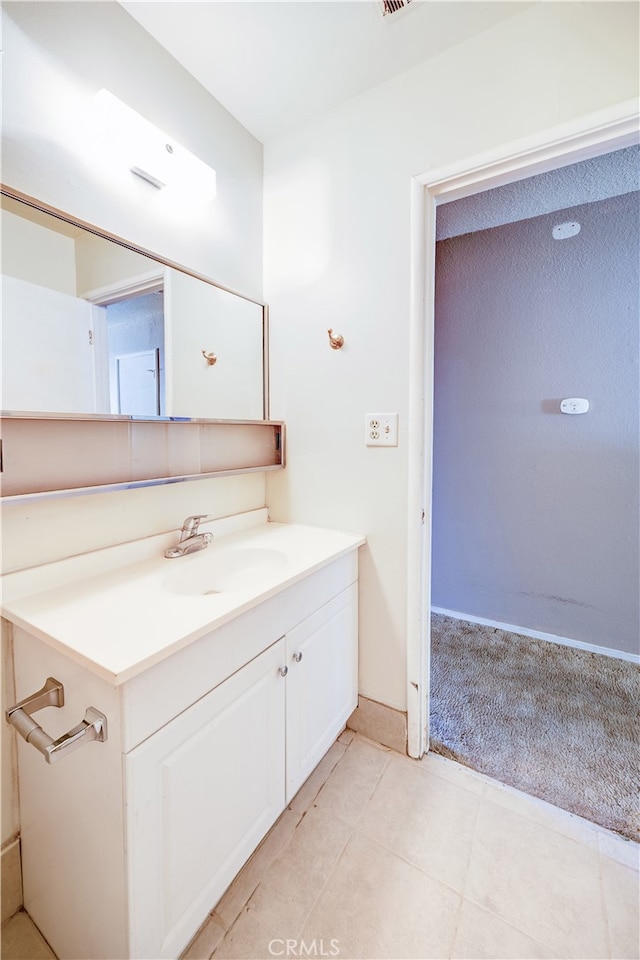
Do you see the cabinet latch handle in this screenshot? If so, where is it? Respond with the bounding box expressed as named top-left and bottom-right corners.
top-left (6, 677), bottom-right (108, 765)
top-left (293, 651), bottom-right (303, 663)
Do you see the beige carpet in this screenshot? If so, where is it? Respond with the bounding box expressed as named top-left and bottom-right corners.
top-left (429, 613), bottom-right (640, 841)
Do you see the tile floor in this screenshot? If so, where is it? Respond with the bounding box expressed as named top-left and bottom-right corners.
top-left (1, 911), bottom-right (56, 960)
top-left (3, 731), bottom-right (639, 960)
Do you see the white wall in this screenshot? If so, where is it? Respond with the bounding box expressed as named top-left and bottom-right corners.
top-left (2, 1), bottom-right (262, 300)
top-left (1, 209), bottom-right (77, 294)
top-left (75, 232), bottom-right (155, 298)
top-left (1, 0), bottom-right (266, 562)
top-left (264, 1), bottom-right (640, 711)
top-left (167, 272), bottom-right (264, 420)
top-left (1, 1), bottom-right (266, 851)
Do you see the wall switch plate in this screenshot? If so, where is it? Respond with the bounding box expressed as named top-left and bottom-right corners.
top-left (366, 413), bottom-right (398, 446)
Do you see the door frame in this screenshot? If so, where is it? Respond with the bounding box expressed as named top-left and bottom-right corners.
top-left (86, 272), bottom-right (165, 416)
top-left (405, 99), bottom-right (639, 759)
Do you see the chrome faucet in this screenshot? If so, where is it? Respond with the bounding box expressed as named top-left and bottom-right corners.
top-left (164, 514), bottom-right (214, 559)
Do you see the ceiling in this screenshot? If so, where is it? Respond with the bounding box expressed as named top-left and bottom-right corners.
top-left (120, 1), bottom-right (532, 143)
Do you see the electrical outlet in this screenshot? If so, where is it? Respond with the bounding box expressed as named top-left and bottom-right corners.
top-left (365, 413), bottom-right (398, 446)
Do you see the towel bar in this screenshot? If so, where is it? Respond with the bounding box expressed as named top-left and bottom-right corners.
top-left (6, 676), bottom-right (108, 764)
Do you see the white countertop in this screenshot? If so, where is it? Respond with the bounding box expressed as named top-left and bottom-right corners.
top-left (1, 511), bottom-right (365, 685)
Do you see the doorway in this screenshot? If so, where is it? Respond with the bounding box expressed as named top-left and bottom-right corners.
top-left (114, 347), bottom-right (161, 416)
top-left (405, 103), bottom-right (639, 761)
top-left (426, 155), bottom-right (639, 837)
top-left (104, 289), bottom-right (165, 416)
top-left (89, 282), bottom-right (166, 417)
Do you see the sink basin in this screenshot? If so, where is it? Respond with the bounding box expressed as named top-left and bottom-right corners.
top-left (163, 547), bottom-right (288, 596)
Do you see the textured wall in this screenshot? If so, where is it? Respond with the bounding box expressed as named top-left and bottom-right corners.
top-left (437, 145), bottom-right (640, 240)
top-left (432, 191), bottom-right (639, 654)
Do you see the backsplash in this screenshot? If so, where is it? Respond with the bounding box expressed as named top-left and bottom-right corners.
top-left (1, 473), bottom-right (268, 574)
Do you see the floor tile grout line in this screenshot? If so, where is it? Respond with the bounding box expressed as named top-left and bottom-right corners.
top-left (456, 774), bottom-right (487, 905)
top-left (292, 814), bottom-right (356, 942)
top-left (349, 748), bottom-right (489, 900)
top-left (287, 742), bottom-right (349, 818)
top-left (212, 882), bottom-right (282, 958)
top-left (394, 751), bottom-right (488, 802)
top-left (347, 742), bottom-right (394, 832)
top-left (453, 895), bottom-right (563, 959)
top-left (271, 737), bottom-right (393, 945)
top-left (597, 833), bottom-right (640, 872)
top-left (310, 734), bottom-right (394, 833)
top-left (483, 790), bottom-right (611, 848)
top-left (291, 737), bottom-right (393, 939)
top-left (446, 898), bottom-right (464, 960)
top-left (349, 822), bottom-right (470, 902)
top-left (479, 785), bottom-right (611, 862)
top-left (460, 790), bottom-right (611, 960)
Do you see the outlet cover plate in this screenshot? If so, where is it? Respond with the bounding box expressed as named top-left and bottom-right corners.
top-left (366, 413), bottom-right (398, 446)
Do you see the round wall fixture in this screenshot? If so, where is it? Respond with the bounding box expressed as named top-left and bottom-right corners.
top-left (552, 221), bottom-right (581, 240)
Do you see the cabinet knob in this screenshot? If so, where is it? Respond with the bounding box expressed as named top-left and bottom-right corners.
top-left (278, 665), bottom-right (289, 678)
top-left (293, 651), bottom-right (303, 663)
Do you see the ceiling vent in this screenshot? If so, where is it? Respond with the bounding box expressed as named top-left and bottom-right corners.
top-left (379, 0), bottom-right (415, 20)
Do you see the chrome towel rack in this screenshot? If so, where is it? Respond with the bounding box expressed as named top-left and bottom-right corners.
top-left (6, 677), bottom-right (108, 764)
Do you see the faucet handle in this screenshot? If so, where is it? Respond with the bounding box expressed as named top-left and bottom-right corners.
top-left (180, 514), bottom-right (215, 538)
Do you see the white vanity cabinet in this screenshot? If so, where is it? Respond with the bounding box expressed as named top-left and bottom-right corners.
top-left (8, 548), bottom-right (360, 960)
top-left (285, 585), bottom-right (358, 801)
top-left (126, 638), bottom-right (287, 959)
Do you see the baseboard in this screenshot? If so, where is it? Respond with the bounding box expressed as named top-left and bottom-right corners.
top-left (347, 695), bottom-right (407, 754)
top-left (1, 838), bottom-right (22, 923)
top-left (431, 607), bottom-right (640, 665)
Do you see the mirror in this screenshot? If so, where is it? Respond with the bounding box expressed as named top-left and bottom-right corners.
top-left (1, 190), bottom-right (267, 421)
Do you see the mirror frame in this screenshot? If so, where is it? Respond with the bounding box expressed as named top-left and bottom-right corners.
top-left (1, 184), bottom-right (270, 421)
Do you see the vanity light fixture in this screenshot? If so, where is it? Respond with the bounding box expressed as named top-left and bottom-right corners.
top-left (93, 90), bottom-right (217, 203)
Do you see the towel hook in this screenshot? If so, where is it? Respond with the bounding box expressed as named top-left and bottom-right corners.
top-left (201, 350), bottom-right (217, 366)
top-left (328, 329), bottom-right (344, 350)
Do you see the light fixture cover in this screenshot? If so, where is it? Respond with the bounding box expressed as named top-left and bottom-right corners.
top-left (93, 90), bottom-right (216, 202)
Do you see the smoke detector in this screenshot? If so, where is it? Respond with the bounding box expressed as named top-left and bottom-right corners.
top-left (379, 0), bottom-right (415, 20)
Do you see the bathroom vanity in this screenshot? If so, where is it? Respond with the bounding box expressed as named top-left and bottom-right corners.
top-left (2, 511), bottom-right (365, 959)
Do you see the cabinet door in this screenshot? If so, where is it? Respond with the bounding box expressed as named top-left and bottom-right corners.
top-left (286, 583), bottom-right (358, 803)
top-left (125, 638), bottom-right (287, 960)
